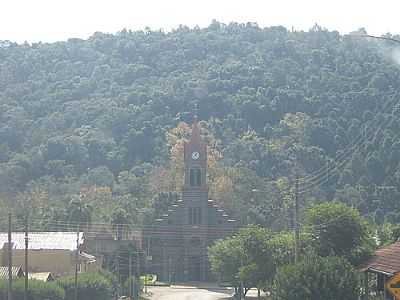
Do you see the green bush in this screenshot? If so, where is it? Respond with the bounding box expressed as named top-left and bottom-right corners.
top-left (98, 270), bottom-right (119, 296)
top-left (272, 255), bottom-right (359, 300)
top-left (58, 272), bottom-right (112, 300)
top-left (123, 276), bottom-right (141, 298)
top-left (0, 279), bottom-right (65, 300)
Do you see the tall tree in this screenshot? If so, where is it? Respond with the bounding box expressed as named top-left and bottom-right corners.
top-left (304, 202), bottom-right (373, 264)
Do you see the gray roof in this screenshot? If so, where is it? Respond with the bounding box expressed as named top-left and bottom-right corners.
top-left (0, 232), bottom-right (84, 251)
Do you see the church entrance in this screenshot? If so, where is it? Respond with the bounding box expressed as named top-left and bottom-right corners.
top-left (188, 256), bottom-right (201, 281)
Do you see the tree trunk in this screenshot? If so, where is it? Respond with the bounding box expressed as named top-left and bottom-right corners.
top-left (257, 288), bottom-right (261, 300)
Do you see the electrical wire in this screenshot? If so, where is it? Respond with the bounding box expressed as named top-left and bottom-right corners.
top-left (299, 94), bottom-right (398, 185)
top-left (298, 97), bottom-right (400, 194)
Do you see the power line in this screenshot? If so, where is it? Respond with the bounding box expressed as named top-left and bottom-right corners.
top-left (298, 97), bottom-right (400, 194)
top-left (299, 94), bottom-right (397, 185)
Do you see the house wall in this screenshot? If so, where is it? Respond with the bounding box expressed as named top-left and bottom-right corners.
top-left (1, 249), bottom-right (73, 276)
top-left (1, 249), bottom-right (102, 277)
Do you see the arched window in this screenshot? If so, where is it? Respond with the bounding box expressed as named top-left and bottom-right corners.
top-left (189, 168), bottom-right (201, 186)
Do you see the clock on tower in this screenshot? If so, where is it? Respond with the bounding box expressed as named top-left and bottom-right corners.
top-left (191, 151), bottom-right (200, 160)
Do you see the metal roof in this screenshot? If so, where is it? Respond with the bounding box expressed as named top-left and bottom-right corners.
top-left (80, 251), bottom-right (96, 263)
top-left (0, 232), bottom-right (84, 251)
top-left (0, 266), bottom-right (24, 279)
top-left (28, 272), bottom-right (54, 282)
top-left (361, 241), bottom-right (400, 276)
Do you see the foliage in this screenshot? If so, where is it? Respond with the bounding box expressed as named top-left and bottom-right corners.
top-left (272, 254), bottom-right (359, 300)
top-left (208, 225), bottom-right (275, 293)
top-left (122, 276), bottom-right (142, 298)
top-left (375, 222), bottom-right (400, 246)
top-left (0, 279), bottom-right (65, 300)
top-left (1, 23), bottom-right (400, 235)
top-left (57, 272), bottom-right (112, 300)
top-left (268, 232), bottom-right (294, 267)
top-left (208, 234), bottom-right (242, 285)
top-left (304, 202), bottom-right (374, 265)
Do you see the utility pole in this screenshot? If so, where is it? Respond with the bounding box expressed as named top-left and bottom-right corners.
top-left (74, 198), bottom-right (82, 300)
top-left (168, 257), bottom-right (172, 284)
top-left (74, 229), bottom-right (79, 300)
top-left (326, 160), bottom-right (329, 186)
top-left (115, 251), bottom-right (120, 299)
top-left (24, 215), bottom-right (28, 300)
top-left (145, 238), bottom-right (150, 294)
top-left (8, 213), bottom-right (12, 300)
top-left (129, 253), bottom-right (133, 299)
top-left (135, 250), bottom-right (140, 299)
top-left (294, 170), bottom-right (300, 264)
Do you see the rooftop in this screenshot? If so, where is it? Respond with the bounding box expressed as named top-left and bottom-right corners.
top-left (0, 266), bottom-right (24, 279)
top-left (361, 241), bottom-right (400, 276)
top-left (0, 232), bottom-right (84, 251)
top-left (28, 272), bottom-right (54, 282)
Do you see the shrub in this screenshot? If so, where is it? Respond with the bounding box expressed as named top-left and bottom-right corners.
top-left (123, 276), bottom-right (141, 298)
top-left (58, 272), bottom-right (112, 300)
top-left (0, 279), bottom-right (65, 300)
top-left (272, 255), bottom-right (359, 300)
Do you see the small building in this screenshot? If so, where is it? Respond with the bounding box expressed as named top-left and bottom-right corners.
top-left (0, 232), bottom-right (102, 277)
top-left (360, 241), bottom-right (400, 300)
top-left (0, 266), bottom-right (24, 279)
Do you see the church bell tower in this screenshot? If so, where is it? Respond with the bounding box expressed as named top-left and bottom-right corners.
top-left (183, 115), bottom-right (208, 202)
top-left (144, 114), bottom-right (238, 282)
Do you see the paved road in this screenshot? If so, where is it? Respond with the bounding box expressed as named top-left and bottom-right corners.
top-left (147, 285), bottom-right (233, 300)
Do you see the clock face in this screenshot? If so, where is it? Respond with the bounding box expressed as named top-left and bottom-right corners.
top-left (191, 151), bottom-right (200, 160)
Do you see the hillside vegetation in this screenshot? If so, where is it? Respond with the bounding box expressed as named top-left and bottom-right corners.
top-left (1, 22), bottom-right (400, 229)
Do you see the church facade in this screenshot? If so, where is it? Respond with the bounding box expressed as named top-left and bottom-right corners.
top-left (143, 118), bottom-right (238, 282)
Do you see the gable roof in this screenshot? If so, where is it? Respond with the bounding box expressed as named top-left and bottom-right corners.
top-left (361, 241), bottom-right (400, 275)
top-left (0, 266), bottom-right (24, 279)
top-left (0, 232), bottom-right (84, 251)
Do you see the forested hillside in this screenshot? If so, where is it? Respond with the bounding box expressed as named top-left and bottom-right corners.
top-left (1, 22), bottom-right (400, 230)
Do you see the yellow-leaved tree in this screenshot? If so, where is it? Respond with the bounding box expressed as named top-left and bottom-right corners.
top-left (149, 121), bottom-right (223, 196)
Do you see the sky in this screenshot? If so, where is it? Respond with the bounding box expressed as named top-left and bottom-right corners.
top-left (0, 0), bottom-right (399, 43)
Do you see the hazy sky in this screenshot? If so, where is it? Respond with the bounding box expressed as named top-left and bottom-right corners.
top-left (1, 0), bottom-right (399, 43)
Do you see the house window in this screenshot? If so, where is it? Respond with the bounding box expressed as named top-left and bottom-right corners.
top-left (189, 207), bottom-right (202, 225)
top-left (189, 168), bottom-right (201, 186)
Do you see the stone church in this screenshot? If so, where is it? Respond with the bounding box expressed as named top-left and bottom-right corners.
top-left (143, 117), bottom-right (238, 282)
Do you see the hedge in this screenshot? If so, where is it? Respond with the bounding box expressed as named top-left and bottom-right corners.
top-left (57, 272), bottom-right (112, 300)
top-left (0, 279), bottom-right (65, 300)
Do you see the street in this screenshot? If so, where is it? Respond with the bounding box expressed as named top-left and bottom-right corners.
top-left (146, 285), bottom-right (266, 300)
top-left (146, 285), bottom-right (232, 300)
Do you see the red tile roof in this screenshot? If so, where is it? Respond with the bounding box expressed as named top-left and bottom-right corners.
top-left (361, 241), bottom-right (400, 275)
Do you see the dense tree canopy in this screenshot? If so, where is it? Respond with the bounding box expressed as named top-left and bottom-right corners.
top-left (208, 225), bottom-right (276, 296)
top-left (272, 255), bottom-right (359, 300)
top-left (303, 202), bottom-right (373, 265)
top-left (1, 22), bottom-right (400, 230)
